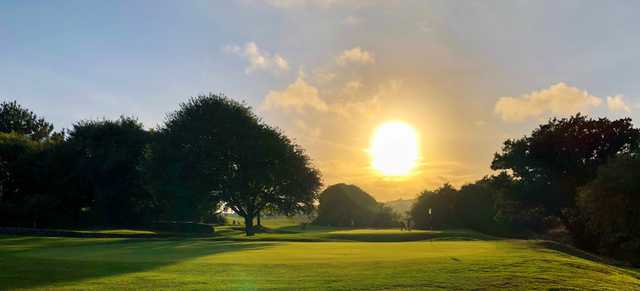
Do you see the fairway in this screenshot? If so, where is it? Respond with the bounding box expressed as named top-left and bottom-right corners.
top-left (1, 227), bottom-right (639, 290)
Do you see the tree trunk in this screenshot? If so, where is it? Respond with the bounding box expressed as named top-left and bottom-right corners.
top-left (244, 215), bottom-right (255, 236)
top-left (256, 211), bottom-right (261, 227)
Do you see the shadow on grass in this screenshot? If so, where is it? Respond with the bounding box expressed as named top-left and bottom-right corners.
top-left (0, 235), bottom-right (276, 289)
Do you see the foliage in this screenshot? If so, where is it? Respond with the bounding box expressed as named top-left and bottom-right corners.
top-left (0, 100), bottom-right (54, 141)
top-left (64, 117), bottom-right (154, 226)
top-left (410, 183), bottom-right (459, 229)
top-left (314, 183), bottom-right (399, 227)
top-left (147, 94), bottom-right (322, 235)
top-left (576, 153), bottom-right (640, 264)
top-left (0, 132), bottom-right (54, 227)
top-left (492, 114), bottom-right (640, 214)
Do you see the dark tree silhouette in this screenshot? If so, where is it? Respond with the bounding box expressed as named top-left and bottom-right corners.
top-left (410, 183), bottom-right (459, 229)
top-left (65, 116), bottom-right (153, 226)
top-left (492, 114), bottom-right (640, 214)
top-left (576, 152), bottom-right (640, 264)
top-left (0, 100), bottom-right (54, 141)
top-left (315, 183), bottom-right (398, 227)
top-left (0, 132), bottom-right (51, 227)
top-left (148, 94), bottom-right (322, 235)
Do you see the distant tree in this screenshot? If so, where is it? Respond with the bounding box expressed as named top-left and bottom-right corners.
top-left (410, 184), bottom-right (459, 229)
top-left (314, 183), bottom-right (398, 227)
top-left (492, 114), bottom-right (640, 215)
top-left (455, 173), bottom-right (514, 234)
top-left (65, 116), bottom-right (153, 226)
top-left (0, 100), bottom-right (54, 141)
top-left (148, 94), bottom-right (322, 235)
top-left (576, 153), bottom-right (640, 265)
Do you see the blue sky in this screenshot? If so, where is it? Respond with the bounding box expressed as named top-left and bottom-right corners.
top-left (2, 1), bottom-right (639, 200)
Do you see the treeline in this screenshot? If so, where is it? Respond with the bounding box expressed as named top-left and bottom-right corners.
top-left (0, 96), bottom-right (322, 236)
top-left (410, 114), bottom-right (640, 265)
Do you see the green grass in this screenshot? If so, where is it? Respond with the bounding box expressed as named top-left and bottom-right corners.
top-left (1, 223), bottom-right (639, 290)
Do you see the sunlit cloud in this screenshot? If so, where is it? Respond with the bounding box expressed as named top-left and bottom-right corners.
top-left (224, 42), bottom-right (289, 75)
top-left (607, 95), bottom-right (631, 113)
top-left (261, 73), bottom-right (328, 112)
top-left (336, 47), bottom-right (375, 66)
top-left (495, 83), bottom-right (602, 122)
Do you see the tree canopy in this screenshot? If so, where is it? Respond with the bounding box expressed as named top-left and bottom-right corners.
top-left (148, 94), bottom-right (322, 235)
top-left (492, 114), bottom-right (640, 213)
top-left (64, 117), bottom-right (153, 226)
top-left (0, 100), bottom-right (54, 141)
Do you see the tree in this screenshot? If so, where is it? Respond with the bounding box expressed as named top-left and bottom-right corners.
top-left (148, 94), bottom-right (322, 235)
top-left (314, 183), bottom-right (398, 227)
top-left (0, 132), bottom-right (55, 227)
top-left (0, 100), bottom-right (54, 141)
top-left (576, 153), bottom-right (640, 265)
top-left (456, 174), bottom-right (513, 235)
top-left (492, 114), bottom-right (640, 215)
top-left (65, 116), bottom-right (153, 226)
top-left (410, 184), bottom-right (459, 229)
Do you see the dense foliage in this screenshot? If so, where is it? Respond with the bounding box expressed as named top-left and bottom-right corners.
top-left (410, 114), bottom-right (640, 265)
top-left (0, 98), bottom-right (321, 235)
top-left (146, 94), bottom-right (322, 235)
top-left (315, 183), bottom-right (398, 227)
top-left (0, 101), bottom-right (54, 141)
top-left (575, 153), bottom-right (640, 264)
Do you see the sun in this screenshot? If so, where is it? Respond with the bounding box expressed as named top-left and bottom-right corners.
top-left (369, 121), bottom-right (420, 176)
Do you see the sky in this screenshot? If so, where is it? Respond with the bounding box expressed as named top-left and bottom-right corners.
top-left (2, 0), bottom-right (639, 201)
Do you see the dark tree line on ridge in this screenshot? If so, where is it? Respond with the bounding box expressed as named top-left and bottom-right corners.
top-left (0, 97), bottom-right (321, 236)
top-left (409, 114), bottom-right (640, 265)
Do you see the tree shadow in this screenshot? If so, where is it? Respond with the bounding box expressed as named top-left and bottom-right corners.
top-left (0, 235), bottom-right (276, 289)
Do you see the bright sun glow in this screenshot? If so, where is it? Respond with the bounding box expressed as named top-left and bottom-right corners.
top-left (370, 121), bottom-right (420, 176)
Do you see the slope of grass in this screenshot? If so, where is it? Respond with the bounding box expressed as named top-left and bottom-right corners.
top-left (2, 224), bottom-right (639, 290)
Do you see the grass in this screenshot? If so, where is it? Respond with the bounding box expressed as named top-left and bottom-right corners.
top-left (1, 219), bottom-right (639, 290)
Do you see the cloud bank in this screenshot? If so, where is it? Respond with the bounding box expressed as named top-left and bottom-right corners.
top-left (495, 83), bottom-right (602, 122)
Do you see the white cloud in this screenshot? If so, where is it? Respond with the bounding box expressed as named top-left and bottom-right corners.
top-left (336, 47), bottom-right (375, 65)
top-left (607, 95), bottom-right (631, 113)
top-left (224, 42), bottom-right (289, 74)
top-left (495, 83), bottom-right (602, 122)
top-left (261, 73), bottom-right (328, 112)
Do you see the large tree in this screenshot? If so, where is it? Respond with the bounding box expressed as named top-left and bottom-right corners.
top-left (65, 116), bottom-right (153, 226)
top-left (491, 114), bottom-right (640, 214)
top-left (0, 100), bottom-right (54, 141)
top-left (148, 94), bottom-right (322, 235)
